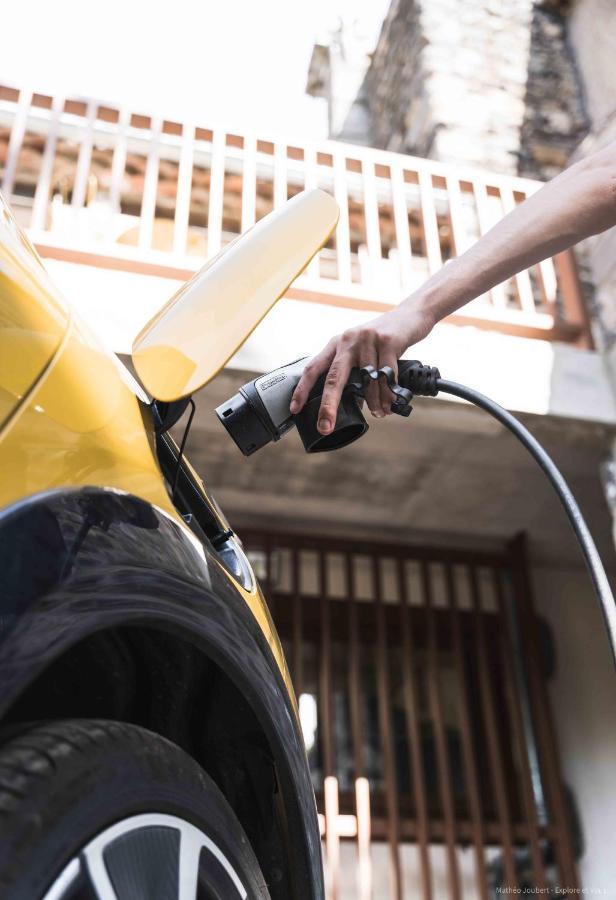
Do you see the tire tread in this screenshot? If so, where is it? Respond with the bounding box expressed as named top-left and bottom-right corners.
top-left (0, 719), bottom-right (270, 899)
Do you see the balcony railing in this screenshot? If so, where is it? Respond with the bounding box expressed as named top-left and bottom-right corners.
top-left (0, 84), bottom-right (592, 346)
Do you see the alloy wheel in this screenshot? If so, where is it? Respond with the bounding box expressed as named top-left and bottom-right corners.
top-left (43, 812), bottom-right (248, 900)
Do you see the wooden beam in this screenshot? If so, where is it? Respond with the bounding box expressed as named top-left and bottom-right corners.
top-left (398, 559), bottom-right (432, 900)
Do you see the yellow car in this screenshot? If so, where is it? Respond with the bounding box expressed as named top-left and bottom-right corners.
top-left (0, 187), bottom-right (339, 900)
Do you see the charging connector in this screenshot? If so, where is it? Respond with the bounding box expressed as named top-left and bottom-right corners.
top-left (398, 359), bottom-right (441, 397)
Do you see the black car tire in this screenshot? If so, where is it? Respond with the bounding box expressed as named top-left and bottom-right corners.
top-left (0, 719), bottom-right (271, 900)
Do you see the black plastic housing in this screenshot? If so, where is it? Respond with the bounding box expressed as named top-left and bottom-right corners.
top-left (216, 391), bottom-right (272, 456)
top-left (295, 390), bottom-right (368, 452)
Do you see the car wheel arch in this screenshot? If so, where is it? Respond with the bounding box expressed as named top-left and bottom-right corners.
top-left (0, 487), bottom-right (323, 900)
top-left (1, 622), bottom-right (295, 899)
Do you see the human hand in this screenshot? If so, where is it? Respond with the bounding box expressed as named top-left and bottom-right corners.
top-left (289, 302), bottom-right (434, 436)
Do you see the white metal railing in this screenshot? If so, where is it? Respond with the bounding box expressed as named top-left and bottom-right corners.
top-left (0, 84), bottom-right (591, 345)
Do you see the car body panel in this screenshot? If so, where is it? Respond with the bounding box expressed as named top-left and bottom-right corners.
top-left (0, 192), bottom-right (69, 430)
top-left (0, 193), bottom-right (291, 690)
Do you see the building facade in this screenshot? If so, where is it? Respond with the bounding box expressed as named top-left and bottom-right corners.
top-left (305, 2), bottom-right (616, 896)
top-left (1, 3), bottom-right (615, 894)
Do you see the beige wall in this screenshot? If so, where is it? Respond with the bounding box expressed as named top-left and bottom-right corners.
top-left (533, 563), bottom-right (616, 895)
top-left (570, 0), bottom-right (616, 130)
top-left (568, 0), bottom-right (616, 360)
top-left (568, 0), bottom-right (616, 549)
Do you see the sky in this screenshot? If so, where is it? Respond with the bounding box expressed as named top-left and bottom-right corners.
top-left (3, 0), bottom-right (390, 140)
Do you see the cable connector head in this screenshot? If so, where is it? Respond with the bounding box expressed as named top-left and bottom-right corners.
top-left (398, 360), bottom-right (441, 397)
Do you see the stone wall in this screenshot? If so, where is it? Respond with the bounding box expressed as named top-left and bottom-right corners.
top-left (363, 0), bottom-right (588, 179)
top-left (363, 0), bottom-right (435, 157)
top-left (518, 1), bottom-right (588, 178)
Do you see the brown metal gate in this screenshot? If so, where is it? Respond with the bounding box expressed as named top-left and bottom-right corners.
top-left (242, 530), bottom-right (578, 899)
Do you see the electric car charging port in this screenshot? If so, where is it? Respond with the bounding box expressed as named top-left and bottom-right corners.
top-left (155, 430), bottom-right (254, 590)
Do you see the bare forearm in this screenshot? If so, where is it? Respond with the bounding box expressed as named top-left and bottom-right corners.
top-left (291, 143), bottom-right (616, 432)
top-left (403, 144), bottom-right (616, 328)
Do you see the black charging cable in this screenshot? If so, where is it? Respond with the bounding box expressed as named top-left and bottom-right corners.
top-left (397, 361), bottom-right (616, 668)
top-left (171, 398), bottom-right (196, 503)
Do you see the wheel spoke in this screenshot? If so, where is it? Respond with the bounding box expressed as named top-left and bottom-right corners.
top-left (83, 841), bottom-right (120, 900)
top-left (47, 813), bottom-right (247, 900)
top-left (42, 858), bottom-right (81, 900)
top-left (177, 828), bottom-right (202, 900)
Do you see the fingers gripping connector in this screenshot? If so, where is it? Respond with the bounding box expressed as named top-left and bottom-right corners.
top-left (346, 364), bottom-right (414, 417)
top-left (345, 360), bottom-right (440, 417)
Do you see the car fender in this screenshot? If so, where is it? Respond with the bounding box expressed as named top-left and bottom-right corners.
top-left (0, 486), bottom-right (323, 900)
